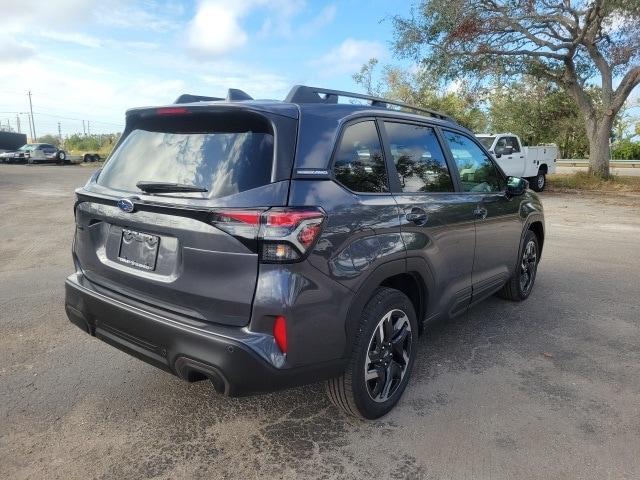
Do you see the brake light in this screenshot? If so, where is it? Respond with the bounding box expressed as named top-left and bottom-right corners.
top-left (210, 207), bottom-right (325, 263)
top-left (273, 315), bottom-right (287, 353)
top-left (155, 107), bottom-right (190, 115)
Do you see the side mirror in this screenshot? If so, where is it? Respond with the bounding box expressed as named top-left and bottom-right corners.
top-left (506, 176), bottom-right (528, 197)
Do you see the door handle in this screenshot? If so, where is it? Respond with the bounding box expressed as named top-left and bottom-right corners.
top-left (406, 208), bottom-right (428, 225)
top-left (473, 206), bottom-right (488, 219)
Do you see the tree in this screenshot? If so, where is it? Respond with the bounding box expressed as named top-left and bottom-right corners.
top-left (392, 0), bottom-right (640, 177)
top-left (489, 77), bottom-right (590, 157)
top-left (353, 59), bottom-right (488, 131)
top-left (36, 134), bottom-right (61, 147)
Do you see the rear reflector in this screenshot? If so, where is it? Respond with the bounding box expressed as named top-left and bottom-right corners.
top-left (273, 315), bottom-right (287, 353)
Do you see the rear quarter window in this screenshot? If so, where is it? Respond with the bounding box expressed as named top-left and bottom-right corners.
top-left (98, 112), bottom-right (274, 198)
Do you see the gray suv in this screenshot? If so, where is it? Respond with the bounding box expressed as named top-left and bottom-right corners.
top-left (65, 86), bottom-right (544, 419)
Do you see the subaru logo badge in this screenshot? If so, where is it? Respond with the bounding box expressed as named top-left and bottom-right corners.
top-left (117, 198), bottom-right (135, 213)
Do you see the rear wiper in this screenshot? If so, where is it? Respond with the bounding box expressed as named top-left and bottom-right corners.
top-left (136, 181), bottom-right (208, 193)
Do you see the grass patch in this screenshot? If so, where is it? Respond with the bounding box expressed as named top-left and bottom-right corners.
top-left (547, 172), bottom-right (640, 193)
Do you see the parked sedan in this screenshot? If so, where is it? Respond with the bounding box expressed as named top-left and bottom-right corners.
top-left (0, 144), bottom-right (67, 164)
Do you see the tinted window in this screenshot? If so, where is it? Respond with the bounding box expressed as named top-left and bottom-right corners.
top-left (97, 114), bottom-right (274, 198)
top-left (384, 122), bottom-right (454, 193)
top-left (333, 121), bottom-right (388, 193)
top-left (444, 131), bottom-right (506, 192)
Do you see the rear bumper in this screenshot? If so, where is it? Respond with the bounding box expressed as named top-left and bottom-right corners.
top-left (65, 272), bottom-right (345, 395)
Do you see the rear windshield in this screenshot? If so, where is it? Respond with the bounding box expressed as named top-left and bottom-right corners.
top-left (477, 136), bottom-right (495, 150)
top-left (97, 112), bottom-right (274, 198)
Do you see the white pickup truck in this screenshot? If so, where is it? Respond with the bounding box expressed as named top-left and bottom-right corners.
top-left (476, 134), bottom-right (558, 191)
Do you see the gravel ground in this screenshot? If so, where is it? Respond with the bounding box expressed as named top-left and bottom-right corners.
top-left (1, 164), bottom-right (639, 479)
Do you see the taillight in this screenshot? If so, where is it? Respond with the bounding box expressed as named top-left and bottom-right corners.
top-left (155, 107), bottom-right (190, 115)
top-left (273, 315), bottom-right (287, 353)
top-left (210, 207), bottom-right (325, 263)
top-left (261, 208), bottom-right (325, 262)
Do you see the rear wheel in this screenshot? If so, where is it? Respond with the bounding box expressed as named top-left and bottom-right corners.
top-left (326, 287), bottom-right (418, 419)
top-left (530, 170), bottom-right (546, 192)
top-left (498, 230), bottom-right (539, 301)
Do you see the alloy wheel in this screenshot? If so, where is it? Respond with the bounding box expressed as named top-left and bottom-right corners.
top-left (364, 309), bottom-right (412, 403)
top-left (519, 240), bottom-right (538, 294)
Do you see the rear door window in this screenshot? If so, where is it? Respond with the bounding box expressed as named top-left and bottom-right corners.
top-left (333, 120), bottom-right (388, 193)
top-left (97, 113), bottom-right (274, 198)
top-left (383, 122), bottom-right (454, 193)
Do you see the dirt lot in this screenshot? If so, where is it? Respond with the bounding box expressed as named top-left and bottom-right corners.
top-left (1, 164), bottom-right (639, 479)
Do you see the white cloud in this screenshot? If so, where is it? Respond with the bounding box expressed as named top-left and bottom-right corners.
top-left (40, 31), bottom-right (102, 48)
top-left (0, 40), bottom-right (36, 63)
top-left (97, 1), bottom-right (185, 32)
top-left (187, 0), bottom-right (336, 57)
top-left (302, 4), bottom-right (337, 36)
top-left (311, 38), bottom-right (387, 77)
top-left (186, 0), bottom-right (252, 57)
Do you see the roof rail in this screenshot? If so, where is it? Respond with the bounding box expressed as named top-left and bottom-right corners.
top-left (284, 85), bottom-right (454, 122)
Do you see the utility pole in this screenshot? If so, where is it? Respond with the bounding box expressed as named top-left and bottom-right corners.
top-left (58, 122), bottom-right (62, 142)
top-left (82, 120), bottom-right (86, 135)
top-left (87, 121), bottom-right (91, 136)
top-left (16, 115), bottom-right (21, 134)
top-left (27, 114), bottom-right (33, 140)
top-left (27, 90), bottom-right (36, 141)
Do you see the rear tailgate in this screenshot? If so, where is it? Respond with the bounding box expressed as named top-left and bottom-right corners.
top-left (73, 105), bottom-right (297, 327)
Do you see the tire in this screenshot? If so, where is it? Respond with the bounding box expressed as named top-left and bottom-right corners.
top-left (57, 150), bottom-right (67, 162)
top-left (93, 154), bottom-right (101, 162)
top-left (530, 171), bottom-right (546, 192)
top-left (326, 287), bottom-right (418, 419)
top-left (498, 230), bottom-right (539, 301)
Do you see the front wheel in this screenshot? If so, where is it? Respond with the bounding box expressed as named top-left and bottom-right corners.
top-left (326, 287), bottom-right (418, 419)
top-left (530, 171), bottom-right (546, 192)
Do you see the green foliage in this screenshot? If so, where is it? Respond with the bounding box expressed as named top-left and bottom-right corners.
top-left (353, 59), bottom-right (488, 132)
top-left (36, 134), bottom-right (61, 147)
top-left (62, 133), bottom-right (120, 155)
top-left (612, 140), bottom-right (640, 160)
top-left (488, 78), bottom-right (590, 158)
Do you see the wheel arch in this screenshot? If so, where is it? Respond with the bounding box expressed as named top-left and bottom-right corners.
top-left (343, 258), bottom-right (435, 357)
top-left (528, 220), bottom-right (545, 257)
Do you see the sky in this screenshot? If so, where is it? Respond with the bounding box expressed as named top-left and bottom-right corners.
top-left (0, 0), bottom-right (413, 137)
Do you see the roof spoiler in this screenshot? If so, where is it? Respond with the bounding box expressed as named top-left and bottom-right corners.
top-left (174, 89), bottom-right (253, 104)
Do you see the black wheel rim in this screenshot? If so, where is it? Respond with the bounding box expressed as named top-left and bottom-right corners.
top-left (364, 309), bottom-right (412, 403)
top-left (519, 240), bottom-right (538, 294)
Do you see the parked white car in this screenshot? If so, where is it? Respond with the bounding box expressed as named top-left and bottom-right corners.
top-left (476, 134), bottom-right (557, 191)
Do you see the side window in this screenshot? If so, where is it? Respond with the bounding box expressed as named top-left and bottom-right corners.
top-left (384, 122), bottom-right (454, 193)
top-left (333, 120), bottom-right (388, 193)
top-left (505, 137), bottom-right (520, 153)
top-left (443, 131), bottom-right (506, 193)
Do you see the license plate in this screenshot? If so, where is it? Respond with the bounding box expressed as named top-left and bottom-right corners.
top-left (118, 229), bottom-right (160, 271)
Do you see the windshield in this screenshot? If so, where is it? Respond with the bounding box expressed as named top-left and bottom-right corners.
top-left (18, 145), bottom-right (37, 151)
top-left (97, 113), bottom-right (275, 198)
top-left (477, 136), bottom-right (495, 150)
